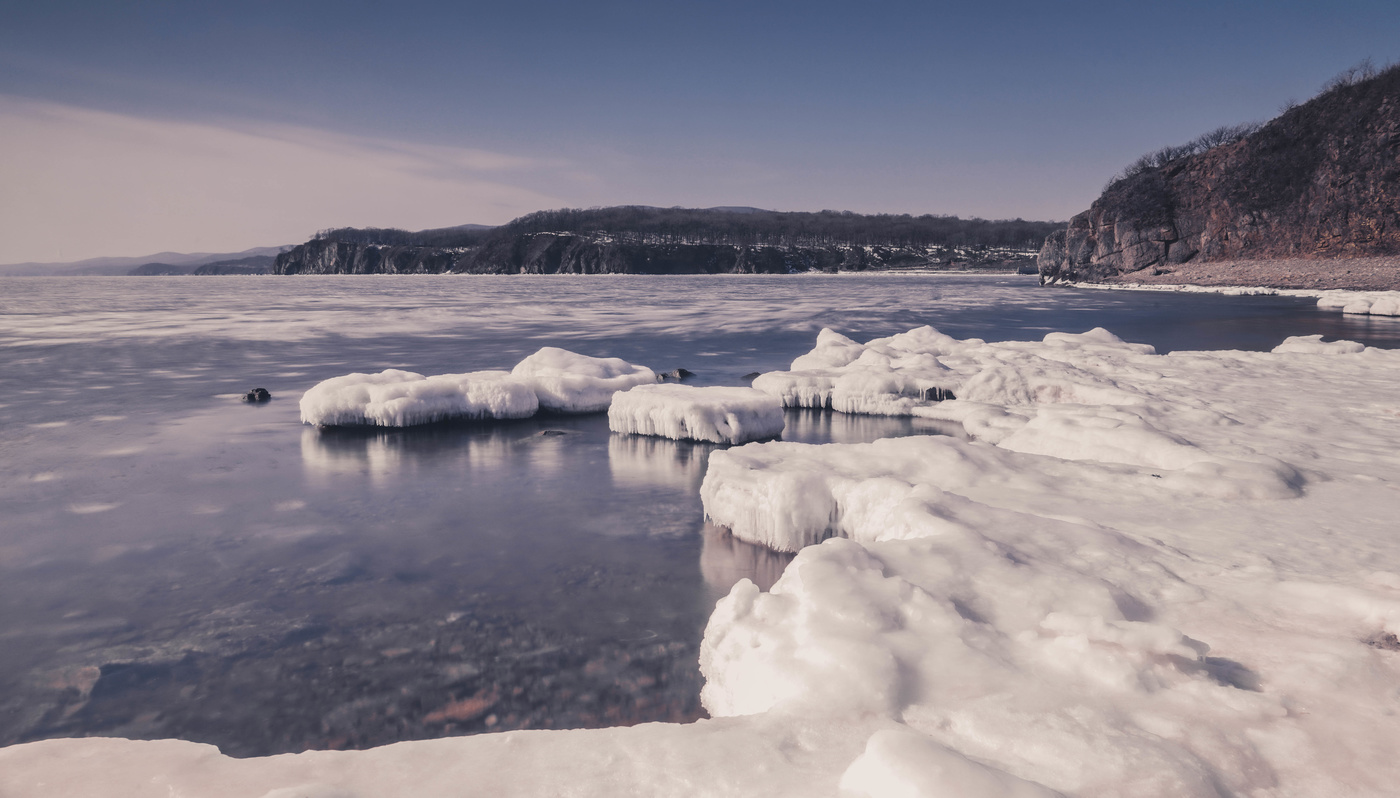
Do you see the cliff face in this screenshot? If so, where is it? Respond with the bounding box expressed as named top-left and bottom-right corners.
top-left (1039, 67), bottom-right (1400, 283)
top-left (276, 233), bottom-right (1036, 275)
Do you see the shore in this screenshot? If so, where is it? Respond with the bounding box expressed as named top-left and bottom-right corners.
top-left (1099, 255), bottom-right (1400, 291)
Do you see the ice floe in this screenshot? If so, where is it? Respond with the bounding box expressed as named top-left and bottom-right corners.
top-left (608, 384), bottom-right (784, 444)
top-left (299, 369), bottom-right (538, 427)
top-left (299, 348), bottom-right (655, 426)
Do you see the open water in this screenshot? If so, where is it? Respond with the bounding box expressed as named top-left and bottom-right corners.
top-left (2, 274), bottom-right (1397, 755)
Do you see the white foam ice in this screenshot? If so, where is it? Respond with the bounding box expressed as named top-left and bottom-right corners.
top-left (299, 348), bottom-right (655, 426)
top-left (608, 384), bottom-right (785, 444)
top-left (299, 369), bottom-right (538, 427)
top-left (511, 347), bottom-right (657, 413)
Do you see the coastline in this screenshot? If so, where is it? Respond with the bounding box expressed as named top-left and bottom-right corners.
top-left (1060, 257), bottom-right (1400, 316)
top-left (1095, 255), bottom-right (1400, 292)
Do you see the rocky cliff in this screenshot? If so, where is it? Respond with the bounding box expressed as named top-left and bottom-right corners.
top-left (276, 233), bottom-right (1040, 275)
top-left (1039, 65), bottom-right (1400, 284)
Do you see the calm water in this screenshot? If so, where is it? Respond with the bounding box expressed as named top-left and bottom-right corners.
top-left (2, 274), bottom-right (1397, 756)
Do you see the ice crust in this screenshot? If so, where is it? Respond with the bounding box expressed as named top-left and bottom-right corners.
top-left (299, 348), bottom-right (655, 426)
top-left (1072, 281), bottom-right (1400, 316)
top-left (9, 325), bottom-right (1400, 797)
top-left (608, 384), bottom-right (785, 444)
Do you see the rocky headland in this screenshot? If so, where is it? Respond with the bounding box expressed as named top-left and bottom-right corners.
top-left (274, 207), bottom-right (1057, 276)
top-left (1039, 63), bottom-right (1400, 289)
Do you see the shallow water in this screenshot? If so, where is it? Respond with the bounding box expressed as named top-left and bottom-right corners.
top-left (1, 274), bottom-right (1396, 755)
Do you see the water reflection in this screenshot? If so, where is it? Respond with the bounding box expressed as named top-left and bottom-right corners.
top-left (781, 407), bottom-right (966, 443)
top-left (699, 523), bottom-right (796, 598)
top-left (608, 434), bottom-right (717, 490)
top-left (300, 418), bottom-right (578, 487)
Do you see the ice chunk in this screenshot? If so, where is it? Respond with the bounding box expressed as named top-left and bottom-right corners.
top-left (299, 369), bottom-right (538, 427)
top-left (1271, 334), bottom-right (1366, 354)
top-left (608, 384), bottom-right (784, 444)
top-left (511, 347), bottom-right (656, 412)
top-left (754, 325), bottom-right (1152, 416)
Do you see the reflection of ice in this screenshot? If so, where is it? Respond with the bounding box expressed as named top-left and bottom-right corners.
top-left (300, 421), bottom-right (556, 488)
top-left (608, 434), bottom-right (715, 490)
top-left (781, 408), bottom-right (962, 445)
top-left (699, 522), bottom-right (794, 596)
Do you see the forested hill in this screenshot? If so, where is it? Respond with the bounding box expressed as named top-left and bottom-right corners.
top-left (274, 207), bottom-right (1060, 275)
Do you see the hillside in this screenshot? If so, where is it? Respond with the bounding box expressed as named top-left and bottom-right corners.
top-left (273, 207), bottom-right (1058, 275)
top-left (1039, 63), bottom-right (1400, 288)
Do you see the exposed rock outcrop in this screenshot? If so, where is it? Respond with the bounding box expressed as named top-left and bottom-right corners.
top-left (276, 233), bottom-right (1039, 276)
top-left (275, 207), bottom-right (1055, 275)
top-left (1040, 66), bottom-right (1400, 284)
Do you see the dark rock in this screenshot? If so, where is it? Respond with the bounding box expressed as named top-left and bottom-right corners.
top-left (1369, 631), bottom-right (1400, 651)
top-left (741, 373), bottom-right (762, 382)
top-left (922, 387), bottom-right (956, 402)
top-left (243, 388), bottom-right (271, 403)
top-left (659, 369), bottom-right (694, 381)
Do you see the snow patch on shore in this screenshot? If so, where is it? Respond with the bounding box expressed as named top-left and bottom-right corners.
top-left (696, 325), bottom-right (1400, 797)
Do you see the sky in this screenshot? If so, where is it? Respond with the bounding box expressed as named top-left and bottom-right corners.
top-left (1, 0), bottom-right (1398, 264)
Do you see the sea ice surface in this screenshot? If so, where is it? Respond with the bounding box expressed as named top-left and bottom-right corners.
top-left (7, 323), bottom-right (1400, 798)
top-left (608, 384), bottom-right (785, 444)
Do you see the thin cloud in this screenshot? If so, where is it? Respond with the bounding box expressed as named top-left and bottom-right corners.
top-left (0, 96), bottom-right (576, 263)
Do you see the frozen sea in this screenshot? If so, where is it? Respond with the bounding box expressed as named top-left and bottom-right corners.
top-left (2, 273), bottom-right (1397, 757)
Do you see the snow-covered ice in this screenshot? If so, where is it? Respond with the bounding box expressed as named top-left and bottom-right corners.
top-left (299, 369), bottom-right (538, 427)
top-left (511, 347), bottom-right (657, 413)
top-left (752, 327), bottom-right (963, 415)
top-left (299, 348), bottom-right (655, 426)
top-left (609, 384), bottom-right (785, 444)
top-left (1070, 280), bottom-right (1400, 316)
top-left (1271, 334), bottom-right (1367, 354)
top-left (7, 324), bottom-right (1400, 797)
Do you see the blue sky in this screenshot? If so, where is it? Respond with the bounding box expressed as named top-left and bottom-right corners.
top-left (1, 0), bottom-right (1397, 262)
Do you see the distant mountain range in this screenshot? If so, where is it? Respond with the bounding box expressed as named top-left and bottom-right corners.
top-left (0, 245), bottom-right (292, 276)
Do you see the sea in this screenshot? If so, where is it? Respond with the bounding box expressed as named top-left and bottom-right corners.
top-left (2, 273), bottom-right (1397, 756)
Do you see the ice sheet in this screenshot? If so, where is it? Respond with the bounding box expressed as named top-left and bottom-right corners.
top-left (8, 325), bottom-right (1400, 797)
top-left (608, 385), bottom-right (784, 444)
